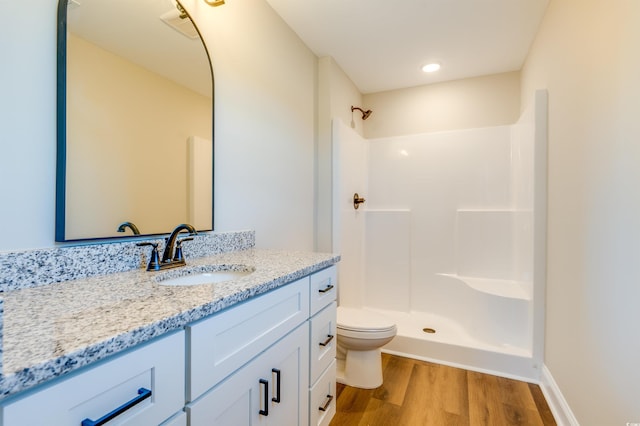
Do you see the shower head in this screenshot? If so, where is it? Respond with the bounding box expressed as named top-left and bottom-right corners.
top-left (351, 106), bottom-right (373, 120)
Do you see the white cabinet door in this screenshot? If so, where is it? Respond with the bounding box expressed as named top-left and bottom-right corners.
top-left (2, 331), bottom-right (185, 426)
top-left (187, 352), bottom-right (264, 426)
top-left (268, 325), bottom-right (310, 426)
top-left (187, 324), bottom-right (309, 426)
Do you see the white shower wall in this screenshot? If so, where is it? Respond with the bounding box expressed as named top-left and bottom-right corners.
top-left (332, 120), bottom-right (368, 308)
top-left (332, 121), bottom-right (534, 310)
top-left (365, 126), bottom-right (533, 315)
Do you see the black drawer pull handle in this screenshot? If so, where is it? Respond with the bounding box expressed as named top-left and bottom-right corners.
top-left (272, 368), bottom-right (281, 403)
top-left (319, 334), bottom-right (335, 347)
top-left (318, 284), bottom-right (334, 294)
top-left (81, 387), bottom-right (152, 426)
top-left (259, 379), bottom-right (269, 416)
top-left (319, 394), bottom-right (334, 412)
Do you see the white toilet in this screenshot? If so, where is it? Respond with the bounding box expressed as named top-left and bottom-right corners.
top-left (336, 306), bottom-right (397, 389)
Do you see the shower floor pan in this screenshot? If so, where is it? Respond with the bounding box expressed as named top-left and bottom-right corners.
top-left (366, 308), bottom-right (539, 382)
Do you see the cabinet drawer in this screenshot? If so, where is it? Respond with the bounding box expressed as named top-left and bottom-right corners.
top-left (187, 278), bottom-right (310, 401)
top-left (309, 359), bottom-right (336, 426)
top-left (2, 331), bottom-right (185, 426)
top-left (310, 301), bottom-right (337, 384)
top-left (310, 266), bottom-right (337, 315)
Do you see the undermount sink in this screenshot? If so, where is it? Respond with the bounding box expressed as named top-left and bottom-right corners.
top-left (156, 266), bottom-right (254, 286)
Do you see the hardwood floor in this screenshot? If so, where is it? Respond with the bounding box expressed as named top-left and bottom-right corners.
top-left (329, 353), bottom-right (556, 426)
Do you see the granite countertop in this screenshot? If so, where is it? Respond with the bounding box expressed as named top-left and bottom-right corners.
top-left (0, 248), bottom-right (339, 400)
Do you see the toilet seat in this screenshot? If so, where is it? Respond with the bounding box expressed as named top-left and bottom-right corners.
top-left (337, 326), bottom-right (397, 340)
top-left (337, 307), bottom-right (396, 333)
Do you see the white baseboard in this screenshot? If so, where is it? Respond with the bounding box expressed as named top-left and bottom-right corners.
top-left (540, 364), bottom-right (580, 426)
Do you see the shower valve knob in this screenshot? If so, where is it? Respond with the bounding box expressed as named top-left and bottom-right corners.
top-left (353, 193), bottom-right (366, 209)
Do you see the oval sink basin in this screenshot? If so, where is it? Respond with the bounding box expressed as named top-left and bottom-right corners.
top-left (157, 269), bottom-right (253, 286)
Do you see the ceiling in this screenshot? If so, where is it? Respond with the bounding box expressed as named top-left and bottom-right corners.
top-left (264, 0), bottom-right (549, 94)
top-left (67, 0), bottom-right (212, 98)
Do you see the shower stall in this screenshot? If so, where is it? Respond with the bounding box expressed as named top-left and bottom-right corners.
top-left (332, 90), bottom-right (547, 381)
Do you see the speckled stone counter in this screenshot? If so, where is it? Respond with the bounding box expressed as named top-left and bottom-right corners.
top-left (0, 230), bottom-right (255, 292)
top-left (0, 248), bottom-right (339, 400)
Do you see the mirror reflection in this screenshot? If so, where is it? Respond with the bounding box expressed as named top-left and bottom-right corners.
top-left (57, 0), bottom-right (213, 241)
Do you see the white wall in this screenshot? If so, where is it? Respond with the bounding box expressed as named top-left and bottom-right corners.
top-left (521, 0), bottom-right (640, 424)
top-left (187, 0), bottom-right (317, 250)
top-left (0, 0), bottom-right (57, 251)
top-left (0, 0), bottom-right (317, 251)
top-left (363, 71), bottom-right (521, 139)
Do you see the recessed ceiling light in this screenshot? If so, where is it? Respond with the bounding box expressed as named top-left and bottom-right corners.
top-left (422, 63), bottom-right (441, 73)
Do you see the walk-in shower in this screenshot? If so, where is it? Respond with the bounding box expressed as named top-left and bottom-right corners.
top-left (333, 90), bottom-right (547, 381)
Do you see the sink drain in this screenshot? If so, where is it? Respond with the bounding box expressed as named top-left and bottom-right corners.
top-left (423, 327), bottom-right (436, 334)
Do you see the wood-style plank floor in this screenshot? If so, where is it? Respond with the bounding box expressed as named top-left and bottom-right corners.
top-left (329, 353), bottom-right (556, 426)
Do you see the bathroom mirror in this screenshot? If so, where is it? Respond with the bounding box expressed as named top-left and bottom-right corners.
top-left (56, 0), bottom-right (214, 241)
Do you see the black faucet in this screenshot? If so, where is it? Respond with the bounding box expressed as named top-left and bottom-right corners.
top-left (137, 223), bottom-right (197, 271)
top-left (161, 223), bottom-right (197, 264)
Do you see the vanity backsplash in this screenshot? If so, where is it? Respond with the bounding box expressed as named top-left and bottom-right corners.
top-left (0, 230), bottom-right (255, 292)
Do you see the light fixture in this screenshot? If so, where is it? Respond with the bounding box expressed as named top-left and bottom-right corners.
top-left (422, 63), bottom-right (441, 73)
top-left (204, 0), bottom-right (225, 6)
top-left (164, 2), bottom-right (199, 38)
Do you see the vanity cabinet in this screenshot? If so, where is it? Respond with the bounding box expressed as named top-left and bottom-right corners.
top-left (186, 265), bottom-right (338, 426)
top-left (1, 331), bottom-right (185, 426)
top-left (308, 267), bottom-right (338, 426)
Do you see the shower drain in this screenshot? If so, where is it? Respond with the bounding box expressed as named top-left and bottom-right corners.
top-left (422, 327), bottom-right (436, 334)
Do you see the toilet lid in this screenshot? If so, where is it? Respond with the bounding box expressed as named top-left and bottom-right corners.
top-left (337, 307), bottom-right (396, 332)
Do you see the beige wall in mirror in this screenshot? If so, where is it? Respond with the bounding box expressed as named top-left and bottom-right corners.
top-left (66, 33), bottom-right (212, 240)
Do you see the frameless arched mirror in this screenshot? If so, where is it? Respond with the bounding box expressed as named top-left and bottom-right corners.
top-left (56, 0), bottom-right (213, 241)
